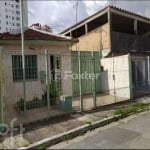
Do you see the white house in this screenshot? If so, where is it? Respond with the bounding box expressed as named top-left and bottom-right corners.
top-left (0, 27), bottom-right (76, 124)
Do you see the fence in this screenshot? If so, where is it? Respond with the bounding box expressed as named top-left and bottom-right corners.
top-left (72, 53), bottom-right (132, 111)
top-left (0, 48), bottom-right (149, 126)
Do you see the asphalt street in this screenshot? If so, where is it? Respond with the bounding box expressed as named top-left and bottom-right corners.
top-left (49, 111), bottom-right (150, 149)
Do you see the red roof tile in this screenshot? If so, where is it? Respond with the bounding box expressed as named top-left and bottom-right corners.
top-left (0, 28), bottom-right (77, 42)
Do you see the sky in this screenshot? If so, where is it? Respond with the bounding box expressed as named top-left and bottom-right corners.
top-left (28, 0), bottom-right (150, 33)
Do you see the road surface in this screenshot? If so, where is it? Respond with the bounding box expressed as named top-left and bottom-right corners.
top-left (49, 110), bottom-right (150, 149)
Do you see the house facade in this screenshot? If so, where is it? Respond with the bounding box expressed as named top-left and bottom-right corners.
top-left (61, 6), bottom-right (150, 99)
top-left (0, 28), bottom-right (76, 124)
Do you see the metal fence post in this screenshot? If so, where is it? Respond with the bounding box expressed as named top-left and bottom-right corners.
top-left (78, 51), bottom-right (83, 112)
top-left (112, 53), bottom-right (116, 102)
top-left (0, 48), bottom-right (4, 131)
top-left (92, 51), bottom-right (96, 108)
top-left (128, 53), bottom-right (133, 99)
top-left (99, 50), bottom-right (102, 91)
top-left (147, 56), bottom-right (150, 90)
top-left (45, 49), bottom-right (50, 118)
top-left (20, 0), bottom-right (27, 115)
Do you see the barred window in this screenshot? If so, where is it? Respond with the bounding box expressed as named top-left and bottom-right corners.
top-left (12, 55), bottom-right (37, 81)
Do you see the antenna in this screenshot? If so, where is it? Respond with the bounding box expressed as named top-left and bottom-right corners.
top-left (73, 0), bottom-right (78, 24)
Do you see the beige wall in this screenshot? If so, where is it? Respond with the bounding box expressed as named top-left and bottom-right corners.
top-left (2, 43), bottom-right (72, 105)
top-left (71, 23), bottom-right (110, 51)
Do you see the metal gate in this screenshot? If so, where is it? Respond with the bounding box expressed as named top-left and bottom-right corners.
top-left (72, 51), bottom-right (102, 96)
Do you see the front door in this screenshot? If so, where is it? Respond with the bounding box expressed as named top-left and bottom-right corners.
top-left (50, 55), bottom-right (61, 96)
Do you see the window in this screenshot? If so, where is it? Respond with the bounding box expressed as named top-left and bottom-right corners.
top-left (16, 23), bottom-right (20, 26)
top-left (16, 5), bottom-right (19, 8)
top-left (16, 11), bottom-right (20, 15)
top-left (12, 55), bottom-right (38, 81)
top-left (16, 17), bottom-right (20, 20)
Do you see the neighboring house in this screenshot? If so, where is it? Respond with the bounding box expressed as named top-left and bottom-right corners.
top-left (61, 5), bottom-right (150, 99)
top-left (0, 28), bottom-right (76, 124)
top-left (30, 23), bottom-right (53, 33)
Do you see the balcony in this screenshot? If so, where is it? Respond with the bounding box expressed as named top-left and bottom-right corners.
top-left (111, 31), bottom-right (150, 53)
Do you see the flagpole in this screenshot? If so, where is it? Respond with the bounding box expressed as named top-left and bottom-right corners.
top-left (20, 0), bottom-right (26, 115)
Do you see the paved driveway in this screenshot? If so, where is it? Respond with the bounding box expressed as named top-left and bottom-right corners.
top-left (49, 111), bottom-right (150, 149)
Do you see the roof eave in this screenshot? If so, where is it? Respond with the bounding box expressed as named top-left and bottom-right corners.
top-left (0, 39), bottom-right (78, 45)
top-left (60, 5), bottom-right (150, 35)
top-left (60, 6), bottom-right (109, 35)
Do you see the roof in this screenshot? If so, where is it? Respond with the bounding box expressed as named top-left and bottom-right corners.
top-left (0, 27), bottom-right (77, 42)
top-left (60, 5), bottom-right (150, 34)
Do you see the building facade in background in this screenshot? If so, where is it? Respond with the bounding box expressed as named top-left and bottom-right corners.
top-left (0, 0), bottom-right (28, 33)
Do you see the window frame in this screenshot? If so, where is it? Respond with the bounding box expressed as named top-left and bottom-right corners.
top-left (12, 55), bottom-right (38, 82)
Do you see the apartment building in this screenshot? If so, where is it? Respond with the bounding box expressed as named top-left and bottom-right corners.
top-left (0, 0), bottom-right (28, 33)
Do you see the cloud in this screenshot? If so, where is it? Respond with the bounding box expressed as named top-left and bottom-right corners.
top-left (112, 0), bottom-right (150, 18)
top-left (28, 1), bottom-right (150, 33)
top-left (83, 0), bottom-right (108, 15)
top-left (28, 1), bottom-right (87, 33)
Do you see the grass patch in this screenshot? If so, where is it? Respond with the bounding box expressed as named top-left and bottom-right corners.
top-left (85, 120), bottom-right (92, 125)
top-left (64, 133), bottom-right (73, 141)
top-left (37, 144), bottom-right (46, 150)
top-left (114, 103), bottom-right (150, 117)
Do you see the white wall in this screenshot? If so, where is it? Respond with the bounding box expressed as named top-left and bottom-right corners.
top-left (2, 43), bottom-right (72, 105)
top-left (101, 54), bottom-right (131, 99)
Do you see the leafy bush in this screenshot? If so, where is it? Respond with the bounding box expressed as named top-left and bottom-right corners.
top-left (16, 81), bottom-right (59, 111)
top-left (42, 81), bottom-right (59, 105)
top-left (16, 97), bottom-right (47, 111)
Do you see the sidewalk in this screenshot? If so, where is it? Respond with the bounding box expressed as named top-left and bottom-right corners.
top-left (1, 95), bottom-right (150, 149)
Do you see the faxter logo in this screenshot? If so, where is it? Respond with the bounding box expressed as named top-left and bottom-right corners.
top-left (64, 71), bottom-right (101, 80)
top-left (0, 118), bottom-right (25, 137)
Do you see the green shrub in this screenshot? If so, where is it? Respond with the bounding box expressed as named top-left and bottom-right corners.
top-left (16, 97), bottom-right (47, 111)
top-left (38, 144), bottom-right (46, 150)
top-left (16, 81), bottom-right (60, 111)
top-left (114, 103), bottom-right (150, 117)
top-left (42, 81), bottom-right (59, 105)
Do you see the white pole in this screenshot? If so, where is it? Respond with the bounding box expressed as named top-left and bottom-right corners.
top-left (20, 0), bottom-right (26, 114)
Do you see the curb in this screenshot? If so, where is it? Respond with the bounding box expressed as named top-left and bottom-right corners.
top-left (18, 114), bottom-right (122, 149)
